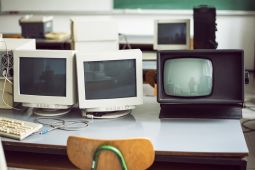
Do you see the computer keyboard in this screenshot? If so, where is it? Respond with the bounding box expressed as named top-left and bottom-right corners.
top-left (0, 117), bottom-right (43, 140)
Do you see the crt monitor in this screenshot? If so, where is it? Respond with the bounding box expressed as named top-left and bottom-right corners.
top-left (153, 19), bottom-right (190, 50)
top-left (13, 50), bottom-right (76, 116)
top-left (157, 49), bottom-right (244, 119)
top-left (76, 49), bottom-right (143, 118)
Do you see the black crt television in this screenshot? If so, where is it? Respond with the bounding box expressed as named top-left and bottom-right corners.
top-left (157, 49), bottom-right (244, 119)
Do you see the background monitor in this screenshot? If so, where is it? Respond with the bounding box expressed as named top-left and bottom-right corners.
top-left (13, 50), bottom-right (76, 116)
top-left (76, 49), bottom-right (143, 118)
top-left (157, 49), bottom-right (244, 119)
top-left (154, 19), bottom-right (190, 50)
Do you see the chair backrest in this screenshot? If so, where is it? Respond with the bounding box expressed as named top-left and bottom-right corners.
top-left (67, 136), bottom-right (155, 170)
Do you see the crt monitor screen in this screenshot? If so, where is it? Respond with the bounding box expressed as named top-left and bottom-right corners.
top-left (20, 57), bottom-right (66, 97)
top-left (154, 19), bottom-right (190, 50)
top-left (84, 59), bottom-right (137, 100)
top-left (158, 23), bottom-right (187, 45)
top-left (164, 58), bottom-right (213, 97)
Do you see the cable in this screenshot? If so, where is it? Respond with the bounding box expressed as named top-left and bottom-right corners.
top-left (245, 105), bottom-right (255, 112)
top-left (0, 38), bottom-right (21, 110)
top-left (242, 119), bottom-right (255, 133)
top-left (0, 89), bottom-right (11, 94)
top-left (34, 117), bottom-right (89, 135)
top-left (2, 75), bottom-right (12, 84)
top-left (1, 76), bottom-right (20, 110)
top-left (119, 33), bottom-right (132, 49)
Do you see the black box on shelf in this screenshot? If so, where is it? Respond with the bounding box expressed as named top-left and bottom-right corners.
top-left (19, 15), bottom-right (53, 38)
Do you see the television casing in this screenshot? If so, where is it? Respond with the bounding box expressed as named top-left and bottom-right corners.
top-left (157, 49), bottom-right (244, 119)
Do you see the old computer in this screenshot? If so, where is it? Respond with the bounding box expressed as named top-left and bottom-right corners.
top-left (154, 19), bottom-right (190, 50)
top-left (13, 50), bottom-right (77, 116)
top-left (76, 49), bottom-right (143, 118)
top-left (157, 49), bottom-right (244, 119)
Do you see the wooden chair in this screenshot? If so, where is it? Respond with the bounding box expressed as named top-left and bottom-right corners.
top-left (67, 136), bottom-right (155, 170)
top-left (144, 70), bottom-right (157, 88)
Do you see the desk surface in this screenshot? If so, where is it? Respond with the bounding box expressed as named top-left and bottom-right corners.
top-left (0, 96), bottom-right (249, 158)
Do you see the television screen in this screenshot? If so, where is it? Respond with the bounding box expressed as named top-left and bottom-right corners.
top-left (164, 58), bottom-right (213, 97)
top-left (158, 23), bottom-right (187, 45)
top-left (20, 57), bottom-right (66, 96)
top-left (84, 59), bottom-right (137, 100)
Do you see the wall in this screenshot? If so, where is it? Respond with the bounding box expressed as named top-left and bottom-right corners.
top-left (0, 0), bottom-right (112, 12)
top-left (0, 10), bottom-right (254, 70)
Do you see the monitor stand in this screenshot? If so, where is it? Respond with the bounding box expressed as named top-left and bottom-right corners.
top-left (22, 103), bottom-right (72, 117)
top-left (33, 108), bottom-right (71, 117)
top-left (81, 109), bottom-right (132, 119)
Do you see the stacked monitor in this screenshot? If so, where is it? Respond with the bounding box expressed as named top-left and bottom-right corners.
top-left (154, 19), bottom-right (190, 50)
top-left (13, 49), bottom-right (143, 118)
top-left (13, 50), bottom-right (76, 116)
top-left (76, 49), bottom-right (143, 118)
top-left (157, 49), bottom-right (244, 119)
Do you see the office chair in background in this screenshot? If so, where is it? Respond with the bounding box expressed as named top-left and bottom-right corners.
top-left (67, 136), bottom-right (155, 170)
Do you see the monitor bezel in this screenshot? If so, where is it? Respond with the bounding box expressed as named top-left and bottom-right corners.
top-left (13, 50), bottom-right (76, 106)
top-left (153, 19), bottom-right (191, 50)
top-left (76, 49), bottom-right (143, 110)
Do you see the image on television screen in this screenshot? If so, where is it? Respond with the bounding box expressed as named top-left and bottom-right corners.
top-left (164, 58), bottom-right (213, 97)
top-left (20, 57), bottom-right (66, 96)
top-left (84, 59), bottom-right (137, 100)
top-left (158, 23), bottom-right (186, 45)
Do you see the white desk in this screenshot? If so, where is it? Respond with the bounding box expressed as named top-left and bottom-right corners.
top-left (0, 95), bottom-right (249, 170)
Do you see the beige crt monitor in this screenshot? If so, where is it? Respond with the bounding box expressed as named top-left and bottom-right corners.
top-left (76, 49), bottom-right (143, 118)
top-left (13, 50), bottom-right (77, 116)
top-left (153, 19), bottom-right (191, 50)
